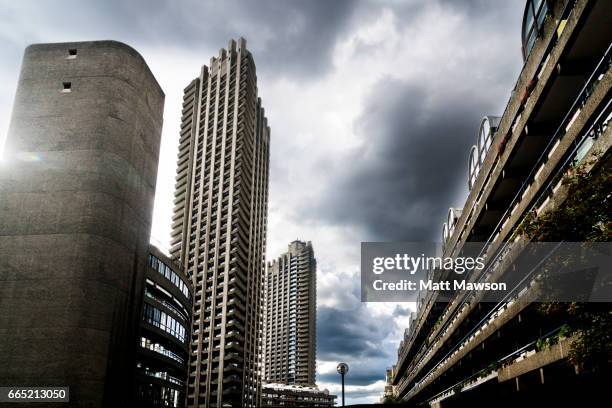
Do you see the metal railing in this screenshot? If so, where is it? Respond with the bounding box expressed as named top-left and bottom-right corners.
top-left (424, 324), bottom-right (566, 406)
top-left (396, 1), bottom-right (580, 375)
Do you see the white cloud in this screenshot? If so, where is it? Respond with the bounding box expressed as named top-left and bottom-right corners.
top-left (317, 379), bottom-right (388, 404)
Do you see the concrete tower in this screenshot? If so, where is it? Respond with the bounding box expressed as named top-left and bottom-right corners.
top-left (171, 38), bottom-right (270, 408)
top-left (265, 241), bottom-right (317, 386)
top-left (0, 41), bottom-right (164, 406)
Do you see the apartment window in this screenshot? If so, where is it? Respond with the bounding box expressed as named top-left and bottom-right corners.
top-left (477, 116), bottom-right (500, 166)
top-left (479, 124), bottom-right (491, 164)
top-left (522, 0), bottom-right (549, 60)
top-left (468, 145), bottom-right (479, 190)
top-left (442, 223), bottom-right (449, 243)
top-left (447, 208), bottom-right (461, 237)
top-left (143, 303), bottom-right (187, 342)
top-left (67, 49), bottom-right (77, 59)
top-left (62, 82), bottom-right (71, 93)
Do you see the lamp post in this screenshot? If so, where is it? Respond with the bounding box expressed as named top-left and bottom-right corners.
top-left (337, 362), bottom-right (349, 406)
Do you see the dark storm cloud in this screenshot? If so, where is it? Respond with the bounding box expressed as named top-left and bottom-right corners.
top-left (318, 304), bottom-right (394, 360)
top-left (316, 303), bottom-right (396, 388)
top-left (6, 0), bottom-right (358, 79)
top-left (318, 371), bottom-right (384, 388)
top-left (437, 0), bottom-right (524, 18)
top-left (316, 305), bottom-right (411, 387)
top-left (135, 0), bottom-right (359, 78)
top-left (297, 0), bottom-right (525, 243)
top-left (314, 77), bottom-right (491, 242)
top-left (229, 0), bottom-right (358, 77)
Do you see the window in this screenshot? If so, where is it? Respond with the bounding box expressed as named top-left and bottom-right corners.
top-left (477, 116), bottom-right (499, 165)
top-left (140, 336), bottom-right (184, 364)
top-left (522, 0), bottom-right (549, 60)
top-left (468, 145), bottom-right (479, 190)
top-left (479, 125), bottom-right (490, 163)
top-left (67, 49), bottom-right (77, 59)
top-left (442, 223), bottom-right (449, 244)
top-left (447, 208), bottom-right (462, 238)
top-left (62, 82), bottom-right (71, 93)
top-left (148, 254), bottom-right (191, 299)
top-left (142, 303), bottom-right (187, 342)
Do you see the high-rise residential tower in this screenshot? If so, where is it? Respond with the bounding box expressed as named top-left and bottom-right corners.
top-left (0, 41), bottom-right (164, 406)
top-left (171, 38), bottom-right (270, 408)
top-left (265, 241), bottom-right (317, 386)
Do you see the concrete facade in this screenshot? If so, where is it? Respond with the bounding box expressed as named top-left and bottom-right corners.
top-left (264, 241), bottom-right (317, 386)
top-left (261, 383), bottom-right (336, 408)
top-left (389, 0), bottom-right (612, 405)
top-left (171, 38), bottom-right (270, 408)
top-left (0, 41), bottom-right (164, 406)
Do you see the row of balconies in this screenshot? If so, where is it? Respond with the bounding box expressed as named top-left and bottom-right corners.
top-left (392, 0), bottom-right (600, 393)
top-left (398, 118), bottom-right (610, 404)
top-left (400, 49), bottom-right (611, 397)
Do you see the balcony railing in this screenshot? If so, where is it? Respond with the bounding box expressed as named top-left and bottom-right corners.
top-left (398, 41), bottom-right (611, 397)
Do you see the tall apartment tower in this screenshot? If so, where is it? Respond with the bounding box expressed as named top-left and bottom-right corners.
top-left (170, 38), bottom-right (270, 408)
top-left (265, 241), bottom-right (317, 386)
top-left (0, 41), bottom-right (164, 406)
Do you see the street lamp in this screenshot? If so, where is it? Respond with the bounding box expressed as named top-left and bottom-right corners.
top-left (337, 362), bottom-right (349, 406)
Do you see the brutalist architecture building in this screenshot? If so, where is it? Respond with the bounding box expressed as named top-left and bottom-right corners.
top-left (261, 383), bottom-right (336, 408)
top-left (170, 38), bottom-right (270, 408)
top-left (135, 245), bottom-right (193, 407)
top-left (387, 0), bottom-right (611, 406)
top-left (0, 41), bottom-right (164, 406)
top-left (264, 240), bottom-right (317, 386)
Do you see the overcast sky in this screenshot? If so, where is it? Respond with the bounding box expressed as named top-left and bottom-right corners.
top-left (0, 0), bottom-right (526, 403)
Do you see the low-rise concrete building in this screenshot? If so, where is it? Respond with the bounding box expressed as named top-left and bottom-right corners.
top-left (261, 383), bottom-right (336, 408)
top-left (134, 246), bottom-right (193, 407)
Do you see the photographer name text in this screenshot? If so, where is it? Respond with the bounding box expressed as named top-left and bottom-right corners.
top-left (372, 279), bottom-right (507, 292)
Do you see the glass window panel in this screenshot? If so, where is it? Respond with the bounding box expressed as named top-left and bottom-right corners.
top-left (527, 30), bottom-right (537, 54)
top-left (533, 0), bottom-right (544, 15)
top-left (525, 3), bottom-right (534, 35)
top-left (536, 1), bottom-right (548, 26)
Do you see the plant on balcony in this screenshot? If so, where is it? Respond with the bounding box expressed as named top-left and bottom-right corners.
top-left (516, 153), bottom-right (611, 371)
top-left (516, 154), bottom-right (610, 241)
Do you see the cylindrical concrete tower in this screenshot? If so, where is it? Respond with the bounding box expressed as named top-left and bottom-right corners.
top-left (0, 41), bottom-right (164, 407)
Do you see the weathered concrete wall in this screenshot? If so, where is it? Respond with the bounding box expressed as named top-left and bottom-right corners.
top-left (498, 336), bottom-right (575, 383)
top-left (0, 40), bottom-right (164, 407)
